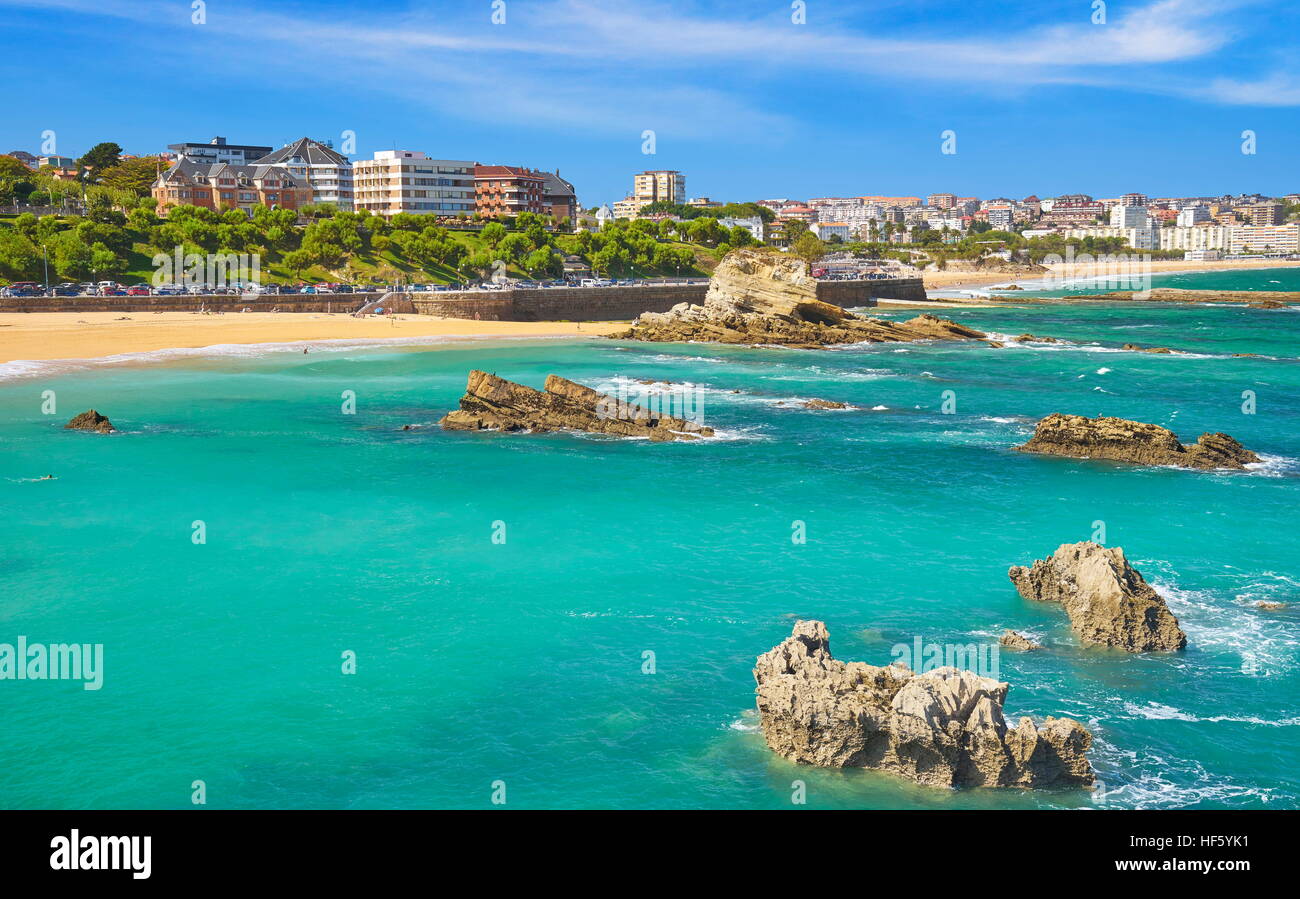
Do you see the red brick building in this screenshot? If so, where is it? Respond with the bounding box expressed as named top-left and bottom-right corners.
top-left (152, 159), bottom-right (312, 215)
top-left (473, 164), bottom-right (546, 218)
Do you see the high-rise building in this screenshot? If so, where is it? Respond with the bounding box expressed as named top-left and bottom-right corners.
top-left (1110, 205), bottom-right (1150, 229)
top-left (253, 138), bottom-right (353, 210)
top-left (632, 170), bottom-right (686, 206)
top-left (352, 151), bottom-right (476, 217)
top-left (927, 193), bottom-right (957, 209)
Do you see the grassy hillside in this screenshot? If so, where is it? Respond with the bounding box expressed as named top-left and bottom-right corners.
top-left (0, 206), bottom-right (730, 288)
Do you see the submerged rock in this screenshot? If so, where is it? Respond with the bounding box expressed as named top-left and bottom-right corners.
top-left (1016, 413), bottom-right (1260, 470)
top-left (1000, 630), bottom-right (1041, 651)
top-left (1014, 333), bottom-right (1059, 343)
top-left (1008, 542), bottom-right (1187, 652)
top-left (1122, 343), bottom-right (1180, 354)
top-left (439, 370), bottom-right (713, 442)
top-left (64, 410), bottom-right (114, 433)
top-left (753, 620), bottom-right (1094, 789)
top-left (613, 248), bottom-right (985, 348)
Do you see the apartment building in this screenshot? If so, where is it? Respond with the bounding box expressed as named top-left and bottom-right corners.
top-left (1241, 202), bottom-right (1284, 226)
top-left (633, 170), bottom-right (686, 206)
top-left (1062, 225), bottom-right (1160, 250)
top-left (152, 159), bottom-right (312, 215)
top-left (1176, 204), bottom-right (1211, 227)
top-left (253, 138), bottom-right (353, 210)
top-left (1230, 223), bottom-right (1299, 254)
top-left (1158, 225), bottom-right (1231, 252)
top-left (1110, 205), bottom-right (1151, 229)
top-left (538, 170), bottom-right (578, 223)
top-left (474, 165), bottom-right (546, 218)
top-left (168, 136), bottom-right (273, 166)
top-left (926, 193), bottom-right (957, 209)
top-left (352, 151), bottom-right (475, 217)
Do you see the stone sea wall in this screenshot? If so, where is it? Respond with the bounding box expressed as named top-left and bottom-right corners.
top-left (411, 279), bottom-right (927, 322)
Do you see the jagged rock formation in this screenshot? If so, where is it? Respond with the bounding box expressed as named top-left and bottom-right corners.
top-left (439, 370), bottom-right (712, 442)
top-left (64, 410), bottom-right (114, 433)
top-left (1016, 413), bottom-right (1260, 470)
top-left (803, 399), bottom-right (847, 410)
top-left (753, 620), bottom-right (1094, 789)
top-left (613, 248), bottom-right (985, 348)
top-left (1008, 542), bottom-right (1187, 652)
top-left (1000, 630), bottom-right (1041, 651)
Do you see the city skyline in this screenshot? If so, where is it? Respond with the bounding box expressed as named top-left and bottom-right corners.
top-left (0, 0), bottom-right (1297, 204)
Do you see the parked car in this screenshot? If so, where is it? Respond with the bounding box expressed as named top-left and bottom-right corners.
top-left (51, 284), bottom-right (79, 297)
top-left (126, 286), bottom-right (150, 296)
top-left (154, 284), bottom-right (185, 296)
top-left (299, 285), bottom-right (317, 294)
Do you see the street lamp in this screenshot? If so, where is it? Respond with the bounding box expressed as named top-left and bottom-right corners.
top-left (41, 243), bottom-right (49, 295)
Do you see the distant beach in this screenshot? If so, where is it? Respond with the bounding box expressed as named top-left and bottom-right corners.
top-left (923, 258), bottom-right (1300, 293)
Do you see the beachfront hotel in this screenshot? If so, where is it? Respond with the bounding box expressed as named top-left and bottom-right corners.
top-left (352, 151), bottom-right (476, 217)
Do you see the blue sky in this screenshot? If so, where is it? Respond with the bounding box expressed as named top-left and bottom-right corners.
top-left (1, 0), bottom-right (1297, 205)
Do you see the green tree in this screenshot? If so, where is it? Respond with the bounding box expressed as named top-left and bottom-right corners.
top-left (77, 142), bottom-right (123, 177)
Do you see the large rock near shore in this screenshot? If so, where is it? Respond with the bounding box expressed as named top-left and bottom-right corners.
top-left (614, 248), bottom-right (985, 348)
top-left (1008, 542), bottom-right (1187, 652)
top-left (1016, 413), bottom-right (1260, 470)
top-left (64, 410), bottom-right (114, 433)
top-left (439, 370), bottom-right (712, 442)
top-left (753, 620), bottom-right (1094, 789)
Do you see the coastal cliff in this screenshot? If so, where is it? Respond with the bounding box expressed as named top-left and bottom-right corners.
top-left (753, 620), bottom-right (1094, 789)
top-left (1016, 413), bottom-right (1260, 470)
top-left (614, 248), bottom-right (985, 348)
top-left (1009, 542), bottom-right (1187, 652)
top-left (439, 370), bottom-right (713, 441)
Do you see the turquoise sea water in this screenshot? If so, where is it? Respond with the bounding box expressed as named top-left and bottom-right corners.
top-left (1015, 262), bottom-right (1300, 297)
top-left (1, 292), bottom-right (1298, 809)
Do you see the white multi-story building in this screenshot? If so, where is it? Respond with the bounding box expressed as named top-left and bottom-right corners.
top-left (253, 138), bottom-right (353, 210)
top-left (352, 151), bottom-right (475, 217)
top-left (1063, 225), bottom-right (1159, 250)
top-left (718, 215), bottom-right (765, 242)
top-left (810, 221), bottom-right (851, 241)
top-left (1176, 204), bottom-right (1211, 227)
top-left (1110, 205), bottom-right (1150, 229)
top-left (1158, 225), bottom-right (1231, 253)
top-left (1229, 223), bottom-right (1300, 255)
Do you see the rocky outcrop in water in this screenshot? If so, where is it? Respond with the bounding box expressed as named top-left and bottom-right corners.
top-left (803, 399), bottom-right (847, 410)
top-left (613, 248), bottom-right (985, 349)
top-left (1122, 343), bottom-right (1181, 354)
top-left (64, 410), bottom-right (114, 433)
top-left (1016, 413), bottom-right (1260, 470)
top-left (753, 620), bottom-right (1094, 789)
top-left (1071, 288), bottom-right (1299, 306)
top-left (439, 370), bottom-right (712, 442)
top-left (1000, 630), bottom-right (1041, 651)
top-left (1008, 542), bottom-right (1187, 652)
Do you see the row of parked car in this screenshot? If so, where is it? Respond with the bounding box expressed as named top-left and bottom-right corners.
top-left (0, 281), bottom-right (395, 298)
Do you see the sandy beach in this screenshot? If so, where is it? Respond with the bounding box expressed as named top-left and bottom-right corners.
top-left (923, 258), bottom-right (1300, 292)
top-left (0, 311), bottom-right (625, 365)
